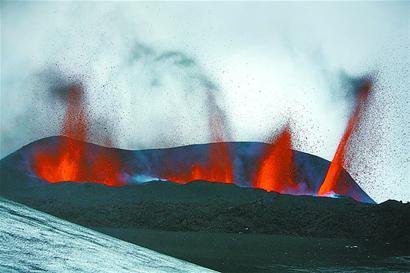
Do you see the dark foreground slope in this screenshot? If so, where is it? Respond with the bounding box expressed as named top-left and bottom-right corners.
top-left (98, 229), bottom-right (410, 273)
top-left (1, 180), bottom-right (409, 243)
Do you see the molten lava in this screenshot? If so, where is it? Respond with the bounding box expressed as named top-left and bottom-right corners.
top-left (318, 80), bottom-right (372, 196)
top-left (253, 126), bottom-right (299, 193)
top-left (32, 84), bottom-right (124, 186)
top-left (161, 142), bottom-right (233, 184)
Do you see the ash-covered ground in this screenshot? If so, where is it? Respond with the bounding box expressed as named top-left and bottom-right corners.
top-left (0, 198), bottom-right (215, 273)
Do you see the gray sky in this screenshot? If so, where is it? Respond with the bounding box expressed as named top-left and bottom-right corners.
top-left (1, 1), bottom-right (409, 202)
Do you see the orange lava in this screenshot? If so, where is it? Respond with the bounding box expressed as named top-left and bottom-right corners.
top-left (32, 84), bottom-right (124, 186)
top-left (163, 143), bottom-right (233, 184)
top-left (318, 81), bottom-right (372, 196)
top-left (253, 126), bottom-right (299, 193)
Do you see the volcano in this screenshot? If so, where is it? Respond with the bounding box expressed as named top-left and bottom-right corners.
top-left (0, 136), bottom-right (374, 203)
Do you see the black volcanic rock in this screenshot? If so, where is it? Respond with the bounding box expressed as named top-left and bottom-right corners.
top-left (1, 179), bottom-right (409, 245)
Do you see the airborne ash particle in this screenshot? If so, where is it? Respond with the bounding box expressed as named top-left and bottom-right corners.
top-left (38, 68), bottom-right (85, 104)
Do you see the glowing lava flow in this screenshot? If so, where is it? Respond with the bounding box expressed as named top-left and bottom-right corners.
top-left (318, 80), bottom-right (372, 196)
top-left (32, 84), bottom-right (124, 186)
top-left (253, 126), bottom-right (299, 193)
top-left (164, 143), bottom-right (233, 184)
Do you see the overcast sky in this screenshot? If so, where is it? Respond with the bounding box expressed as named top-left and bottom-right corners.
top-left (1, 1), bottom-right (409, 202)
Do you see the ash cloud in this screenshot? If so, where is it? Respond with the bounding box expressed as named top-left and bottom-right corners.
top-left (37, 68), bottom-right (85, 104)
top-left (336, 72), bottom-right (373, 103)
top-left (119, 41), bottom-right (231, 147)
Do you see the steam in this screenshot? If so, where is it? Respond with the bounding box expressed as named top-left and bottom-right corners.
top-left (1, 2), bottom-right (409, 202)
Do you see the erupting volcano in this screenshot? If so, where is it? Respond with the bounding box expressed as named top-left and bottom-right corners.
top-left (27, 80), bottom-right (375, 203)
top-left (31, 84), bottom-right (124, 186)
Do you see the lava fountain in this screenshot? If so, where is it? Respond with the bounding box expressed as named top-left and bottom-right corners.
top-left (252, 125), bottom-right (300, 194)
top-left (318, 80), bottom-right (372, 197)
top-left (32, 84), bottom-right (124, 186)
